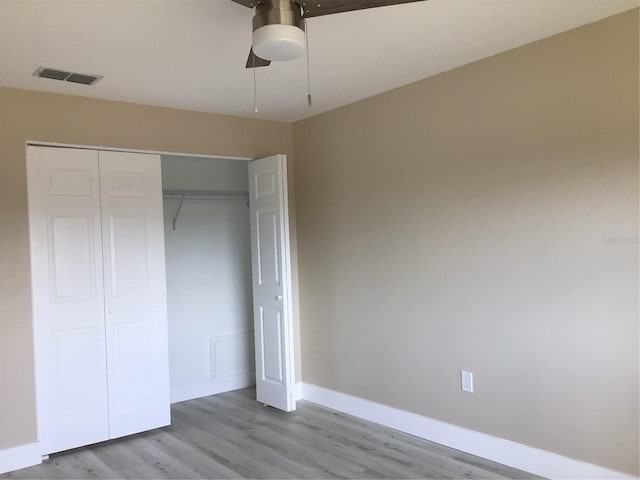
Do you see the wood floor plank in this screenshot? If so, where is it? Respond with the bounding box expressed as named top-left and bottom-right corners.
top-left (1, 387), bottom-right (542, 479)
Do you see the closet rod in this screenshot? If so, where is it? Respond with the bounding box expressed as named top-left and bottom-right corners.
top-left (164, 190), bottom-right (250, 231)
top-left (163, 189), bottom-right (249, 199)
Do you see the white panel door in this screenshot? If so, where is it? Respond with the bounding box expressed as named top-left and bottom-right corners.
top-left (27, 146), bottom-right (110, 453)
top-left (248, 155), bottom-right (295, 411)
top-left (98, 151), bottom-right (170, 438)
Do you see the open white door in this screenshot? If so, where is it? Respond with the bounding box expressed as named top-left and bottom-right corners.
top-left (248, 154), bottom-right (296, 412)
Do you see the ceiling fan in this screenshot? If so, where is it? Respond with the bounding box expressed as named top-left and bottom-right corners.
top-left (231, 0), bottom-right (425, 68)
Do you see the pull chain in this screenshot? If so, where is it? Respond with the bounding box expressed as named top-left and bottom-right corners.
top-left (253, 51), bottom-right (259, 113)
top-left (305, 20), bottom-right (312, 107)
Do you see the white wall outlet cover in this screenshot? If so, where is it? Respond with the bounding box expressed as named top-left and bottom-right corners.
top-left (461, 370), bottom-right (474, 393)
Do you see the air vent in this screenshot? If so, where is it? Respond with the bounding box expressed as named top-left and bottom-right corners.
top-left (66, 73), bottom-right (101, 85)
top-left (33, 67), bottom-right (102, 86)
top-left (37, 68), bottom-right (71, 81)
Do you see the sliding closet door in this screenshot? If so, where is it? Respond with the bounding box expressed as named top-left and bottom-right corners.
top-left (98, 151), bottom-right (170, 438)
top-left (27, 146), bottom-right (110, 453)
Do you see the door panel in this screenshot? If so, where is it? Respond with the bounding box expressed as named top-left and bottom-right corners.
top-left (248, 155), bottom-right (295, 412)
top-left (108, 214), bottom-right (150, 294)
top-left (256, 211), bottom-right (280, 285)
top-left (27, 146), bottom-right (109, 454)
top-left (99, 150), bottom-right (170, 439)
top-left (49, 215), bottom-right (97, 300)
top-left (47, 168), bottom-right (94, 196)
top-left (260, 307), bottom-right (284, 383)
top-left (112, 320), bottom-right (154, 405)
top-left (54, 328), bottom-right (103, 417)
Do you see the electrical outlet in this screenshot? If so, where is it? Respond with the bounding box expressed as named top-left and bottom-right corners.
top-left (461, 370), bottom-right (474, 393)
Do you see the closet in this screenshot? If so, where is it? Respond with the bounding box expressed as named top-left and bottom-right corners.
top-left (161, 154), bottom-right (297, 411)
top-left (160, 155), bottom-right (255, 403)
top-left (27, 146), bottom-right (169, 455)
top-left (28, 147), bottom-right (296, 458)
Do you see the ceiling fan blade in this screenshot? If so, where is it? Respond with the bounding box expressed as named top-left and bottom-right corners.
top-left (229, 0), bottom-right (424, 16)
top-left (246, 48), bottom-right (271, 68)
top-left (229, 0), bottom-right (261, 8)
top-left (299, 0), bottom-right (425, 18)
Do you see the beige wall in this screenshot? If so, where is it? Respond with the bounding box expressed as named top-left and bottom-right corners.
top-left (0, 87), bottom-right (298, 449)
top-left (293, 10), bottom-right (639, 475)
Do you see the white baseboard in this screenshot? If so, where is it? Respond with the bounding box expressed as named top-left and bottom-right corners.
top-left (293, 382), bottom-right (303, 401)
top-left (0, 442), bottom-right (42, 474)
top-left (170, 373), bottom-right (255, 404)
top-left (301, 383), bottom-right (635, 480)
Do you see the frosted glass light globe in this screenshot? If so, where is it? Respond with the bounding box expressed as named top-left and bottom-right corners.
top-left (253, 24), bottom-right (305, 61)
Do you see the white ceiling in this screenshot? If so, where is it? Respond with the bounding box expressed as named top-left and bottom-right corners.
top-left (0, 0), bottom-right (637, 122)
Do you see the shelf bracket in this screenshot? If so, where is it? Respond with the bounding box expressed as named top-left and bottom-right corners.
top-left (171, 193), bottom-right (185, 231)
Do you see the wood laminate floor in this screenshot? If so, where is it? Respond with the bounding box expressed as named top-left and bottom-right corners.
top-left (2, 388), bottom-right (541, 479)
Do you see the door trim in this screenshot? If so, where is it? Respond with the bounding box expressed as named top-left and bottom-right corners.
top-left (26, 140), bottom-right (252, 162)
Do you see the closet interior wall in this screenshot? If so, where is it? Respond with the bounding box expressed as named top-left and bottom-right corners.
top-left (161, 155), bottom-right (254, 403)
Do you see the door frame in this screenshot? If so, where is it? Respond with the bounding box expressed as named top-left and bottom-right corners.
top-left (27, 141), bottom-right (254, 162)
top-left (26, 141), bottom-right (298, 454)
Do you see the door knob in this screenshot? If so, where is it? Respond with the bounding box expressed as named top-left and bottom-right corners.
top-left (276, 295), bottom-right (283, 300)
top-left (108, 308), bottom-right (114, 315)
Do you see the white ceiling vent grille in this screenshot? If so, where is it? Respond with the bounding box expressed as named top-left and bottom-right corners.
top-left (33, 67), bottom-right (103, 86)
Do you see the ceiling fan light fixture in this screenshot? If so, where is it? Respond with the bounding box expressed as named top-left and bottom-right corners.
top-left (250, 0), bottom-right (306, 62)
top-left (252, 24), bottom-right (305, 61)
